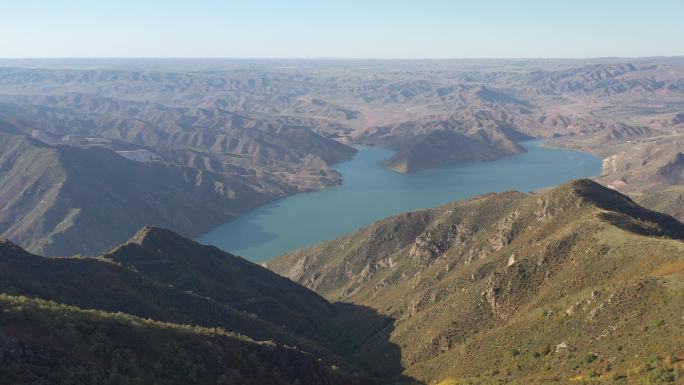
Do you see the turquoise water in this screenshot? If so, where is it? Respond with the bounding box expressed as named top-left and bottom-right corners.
top-left (198, 140), bottom-right (602, 262)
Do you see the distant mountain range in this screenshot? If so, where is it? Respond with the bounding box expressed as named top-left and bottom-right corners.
top-left (1, 57), bottom-right (684, 303)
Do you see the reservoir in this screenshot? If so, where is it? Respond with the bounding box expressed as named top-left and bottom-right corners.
top-left (198, 140), bottom-right (602, 261)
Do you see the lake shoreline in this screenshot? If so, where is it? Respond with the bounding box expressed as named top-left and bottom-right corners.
top-left (198, 140), bottom-right (602, 262)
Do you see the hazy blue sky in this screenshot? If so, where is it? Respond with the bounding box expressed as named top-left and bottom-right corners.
top-left (2, 0), bottom-right (683, 58)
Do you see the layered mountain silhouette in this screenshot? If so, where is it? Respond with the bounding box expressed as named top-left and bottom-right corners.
top-left (2, 59), bottom-right (684, 254)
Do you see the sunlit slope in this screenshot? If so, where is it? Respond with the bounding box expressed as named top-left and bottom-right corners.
top-left (270, 179), bottom-right (684, 383)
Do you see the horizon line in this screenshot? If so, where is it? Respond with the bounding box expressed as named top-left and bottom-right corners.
top-left (1, 55), bottom-right (683, 61)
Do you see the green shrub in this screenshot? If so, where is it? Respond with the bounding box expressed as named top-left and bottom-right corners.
top-left (649, 368), bottom-right (675, 383)
top-left (584, 353), bottom-right (598, 364)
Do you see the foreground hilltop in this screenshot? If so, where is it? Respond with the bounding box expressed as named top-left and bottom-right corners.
top-left (1, 180), bottom-right (682, 384)
top-left (0, 228), bottom-right (386, 385)
top-left (269, 179), bottom-right (684, 384)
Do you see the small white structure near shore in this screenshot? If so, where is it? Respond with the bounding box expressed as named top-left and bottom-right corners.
top-left (115, 149), bottom-right (162, 163)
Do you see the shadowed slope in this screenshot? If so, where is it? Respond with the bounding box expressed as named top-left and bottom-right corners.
top-left (0, 132), bottom-right (279, 257)
top-left (0, 229), bottom-right (419, 384)
top-left (104, 227), bottom-right (335, 340)
top-left (0, 239), bottom-right (346, 365)
top-left (0, 293), bottom-right (364, 385)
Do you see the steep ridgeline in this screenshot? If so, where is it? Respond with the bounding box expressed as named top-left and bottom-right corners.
top-left (0, 236), bottom-right (339, 363)
top-left (103, 227), bottom-right (336, 342)
top-left (269, 180), bottom-right (684, 384)
top-left (0, 131), bottom-right (321, 257)
top-left (0, 228), bottom-right (394, 385)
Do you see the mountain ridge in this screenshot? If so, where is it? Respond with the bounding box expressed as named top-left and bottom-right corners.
top-left (268, 179), bottom-right (684, 384)
top-left (104, 226), bottom-right (337, 340)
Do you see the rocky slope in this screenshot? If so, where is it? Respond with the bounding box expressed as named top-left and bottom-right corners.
top-left (269, 180), bottom-right (684, 384)
top-left (0, 237), bottom-right (338, 360)
top-left (104, 227), bottom-right (337, 341)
